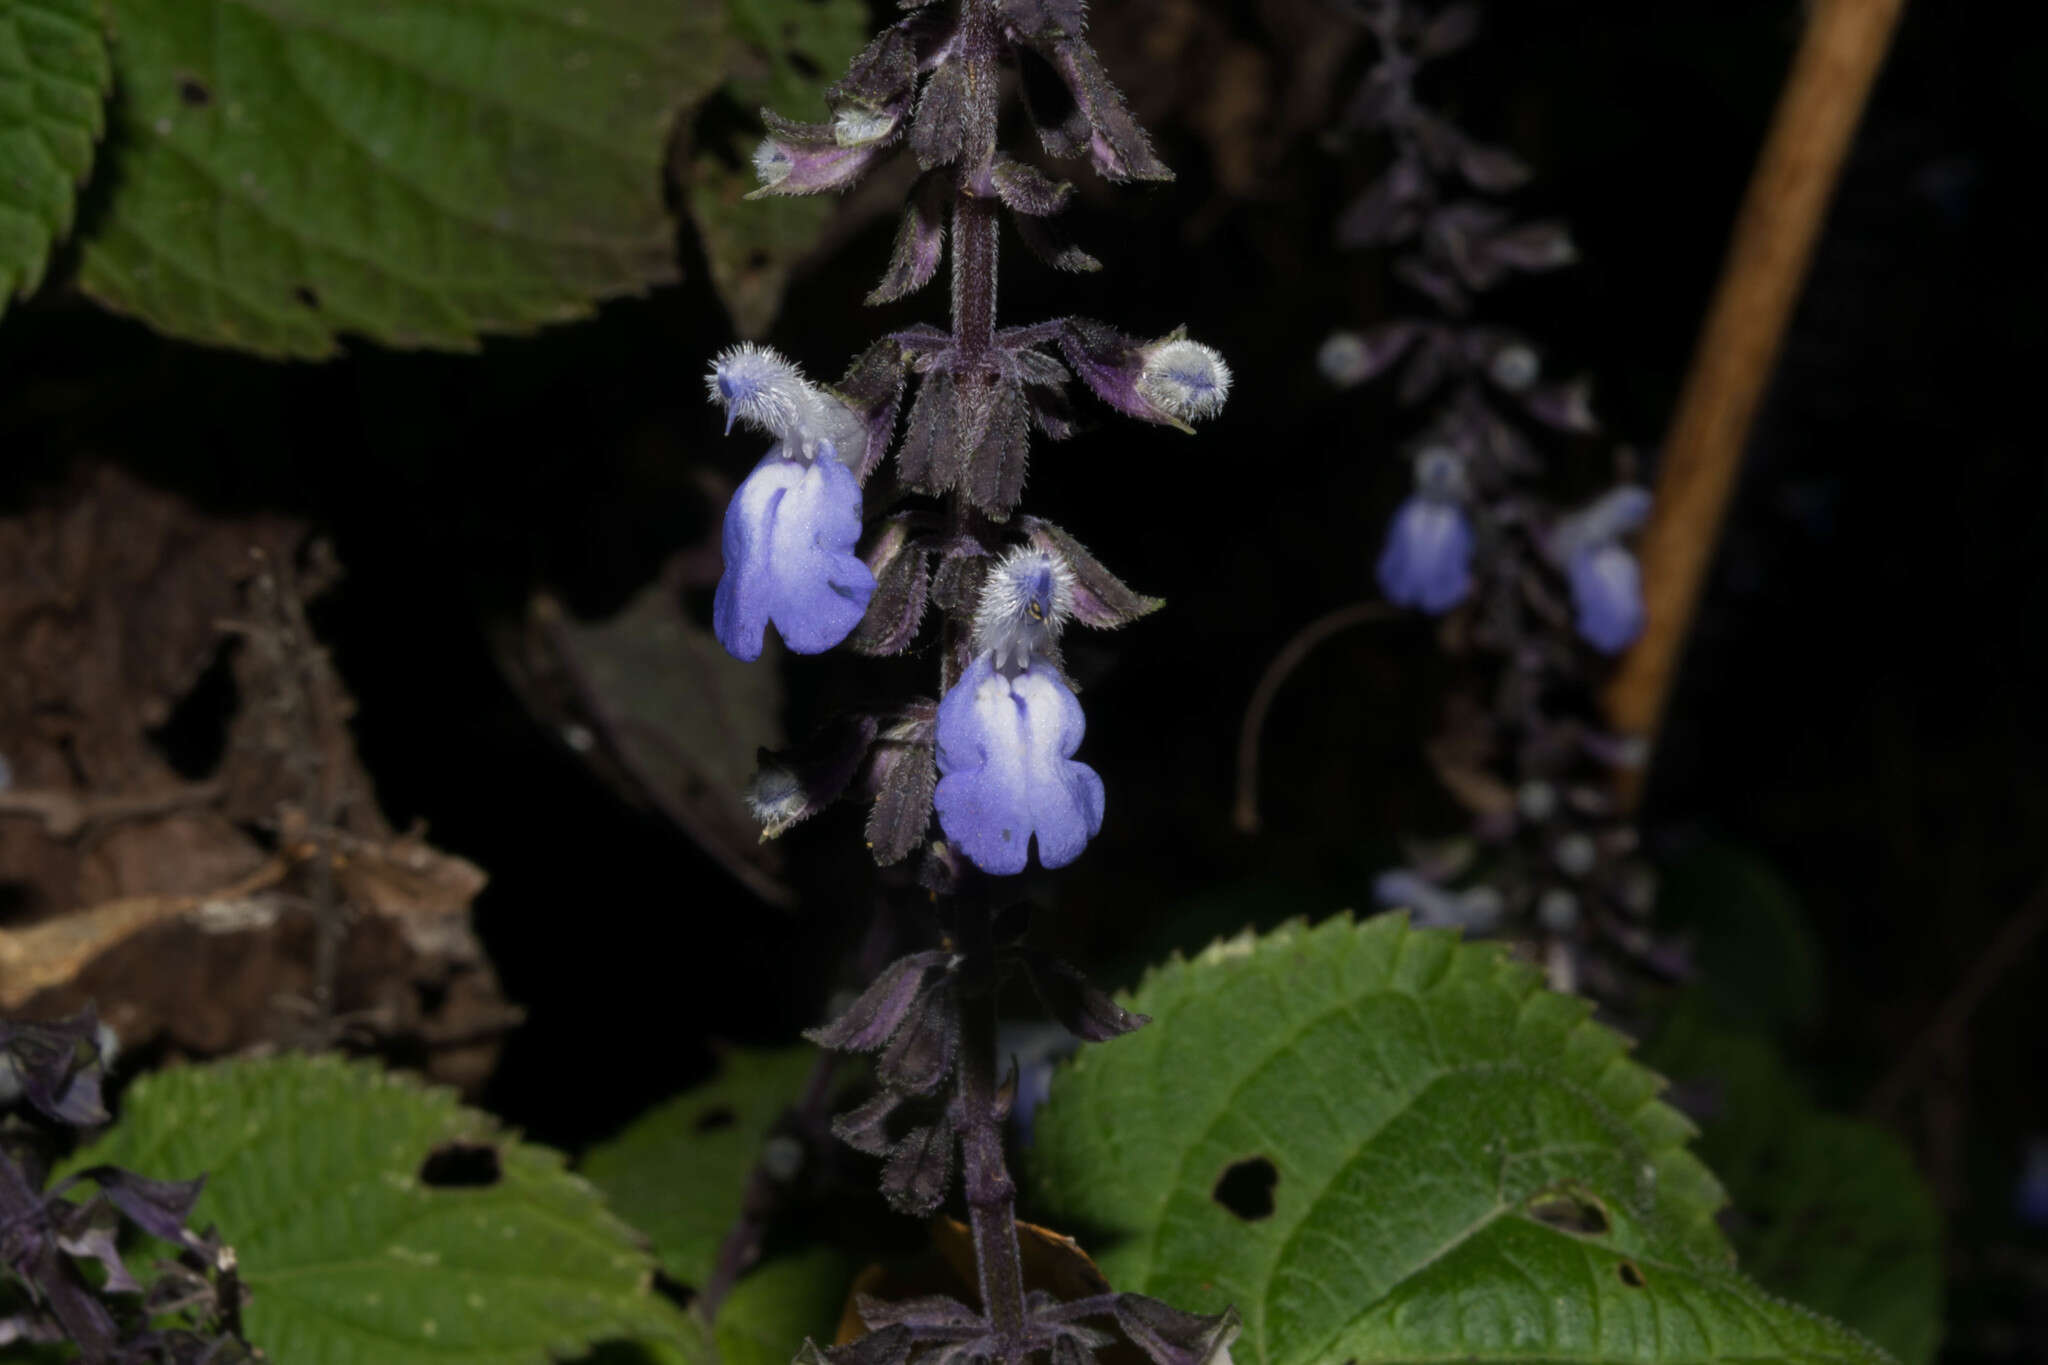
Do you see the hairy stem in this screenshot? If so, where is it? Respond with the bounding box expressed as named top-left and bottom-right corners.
top-left (955, 899), bottom-right (1028, 1355)
top-left (953, 0), bottom-right (1000, 366)
top-left (946, 4), bottom-right (1030, 1344)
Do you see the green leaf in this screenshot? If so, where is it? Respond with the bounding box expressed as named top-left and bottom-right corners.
top-left (581, 1046), bottom-right (819, 1289)
top-left (76, 0), bottom-right (725, 358)
top-left (0, 0), bottom-right (110, 312)
top-left (1644, 1006), bottom-right (1943, 1365)
top-left (65, 1054), bottom-right (699, 1365)
top-left (1032, 915), bottom-right (1894, 1365)
top-left (687, 0), bottom-right (866, 337)
top-left (714, 1247), bottom-right (850, 1365)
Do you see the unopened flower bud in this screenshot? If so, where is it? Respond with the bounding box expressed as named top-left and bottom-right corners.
top-left (833, 104), bottom-right (897, 148)
top-left (1137, 337), bottom-right (1231, 425)
top-left (972, 546), bottom-right (1075, 671)
top-left (1318, 331), bottom-right (1372, 387)
top-left (1488, 343), bottom-right (1540, 392)
top-left (1517, 780), bottom-right (1557, 823)
top-left (1537, 888), bottom-right (1579, 933)
top-left (1553, 833), bottom-right (1597, 878)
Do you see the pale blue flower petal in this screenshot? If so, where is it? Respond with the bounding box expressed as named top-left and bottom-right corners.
top-left (933, 655), bottom-right (1105, 876)
top-left (713, 451), bottom-right (875, 661)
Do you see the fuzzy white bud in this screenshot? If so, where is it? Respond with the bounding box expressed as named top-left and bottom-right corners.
top-left (1537, 888), bottom-right (1580, 933)
top-left (751, 139), bottom-right (792, 189)
top-left (1138, 337), bottom-right (1231, 424)
top-left (1488, 343), bottom-right (1540, 392)
top-left (1553, 832), bottom-right (1598, 878)
top-left (1318, 331), bottom-right (1373, 387)
top-left (972, 546), bottom-right (1075, 671)
top-left (833, 105), bottom-right (897, 147)
top-left (706, 343), bottom-right (865, 466)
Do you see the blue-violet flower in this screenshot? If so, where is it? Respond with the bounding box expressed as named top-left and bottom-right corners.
top-left (708, 344), bottom-right (877, 662)
top-left (934, 548), bottom-right (1105, 875)
top-left (1376, 447), bottom-right (1473, 614)
top-left (1567, 542), bottom-right (1645, 654)
top-left (1550, 484), bottom-right (1651, 653)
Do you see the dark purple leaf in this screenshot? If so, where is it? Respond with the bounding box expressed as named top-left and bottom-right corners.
top-left (869, 172), bottom-right (950, 305)
top-left (896, 372), bottom-right (958, 493)
top-left (850, 520), bottom-right (934, 656)
top-left (1112, 1294), bottom-right (1242, 1365)
top-left (991, 157), bottom-right (1075, 216)
top-left (1018, 518), bottom-right (1161, 629)
top-left (878, 980), bottom-right (960, 1095)
top-left (1014, 211), bottom-right (1102, 274)
top-left (881, 1123), bottom-right (954, 1215)
top-left (798, 1323), bottom-right (917, 1365)
top-left (1039, 38), bottom-right (1172, 182)
top-left (1015, 947), bottom-right (1150, 1041)
top-left (1523, 376), bottom-right (1601, 433)
top-left (750, 113), bottom-right (888, 196)
top-left (807, 950), bottom-right (950, 1053)
top-left (1486, 219), bottom-right (1578, 272)
top-left (1053, 318), bottom-right (1162, 424)
top-left (831, 338), bottom-right (914, 482)
top-left (910, 58), bottom-right (967, 169)
top-left (963, 378), bottom-right (1033, 517)
top-left (863, 713), bottom-right (939, 866)
top-left (854, 1292), bottom-right (979, 1330)
top-left (1457, 139), bottom-right (1531, 192)
top-left (830, 1089), bottom-right (906, 1157)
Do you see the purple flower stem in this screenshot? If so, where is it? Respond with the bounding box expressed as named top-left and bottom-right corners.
top-left (955, 896), bottom-right (1029, 1356)
top-left (947, 4), bottom-right (1030, 1351)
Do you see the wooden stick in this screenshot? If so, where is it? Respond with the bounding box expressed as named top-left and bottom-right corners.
top-left (1603, 0), bottom-right (1908, 795)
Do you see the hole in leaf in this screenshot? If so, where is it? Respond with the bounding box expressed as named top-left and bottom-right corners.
top-left (419, 1142), bottom-right (501, 1188)
top-left (1212, 1157), bottom-right (1277, 1221)
top-left (294, 286), bottom-right (321, 309)
top-left (1617, 1259), bottom-right (1647, 1289)
top-left (178, 75), bottom-right (211, 107)
top-left (146, 641), bottom-right (238, 780)
top-left (1527, 1189), bottom-right (1611, 1237)
top-left (693, 1105), bottom-right (737, 1133)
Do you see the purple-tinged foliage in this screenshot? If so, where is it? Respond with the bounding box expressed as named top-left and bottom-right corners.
top-left (800, 1288), bottom-right (1239, 1365)
top-left (708, 0), bottom-right (1228, 1348)
top-left (1015, 947), bottom-right (1150, 1042)
top-left (1307, 0), bottom-right (1672, 989)
top-left (1, 1012), bottom-right (252, 1362)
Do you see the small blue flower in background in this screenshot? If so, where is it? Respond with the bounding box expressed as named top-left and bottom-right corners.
top-left (1377, 447), bottom-right (1473, 614)
top-left (1550, 484), bottom-right (1652, 654)
top-left (1568, 543), bottom-right (1645, 654)
top-left (934, 547), bottom-right (1105, 875)
top-left (706, 345), bottom-right (876, 662)
top-left (1372, 868), bottom-right (1503, 933)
